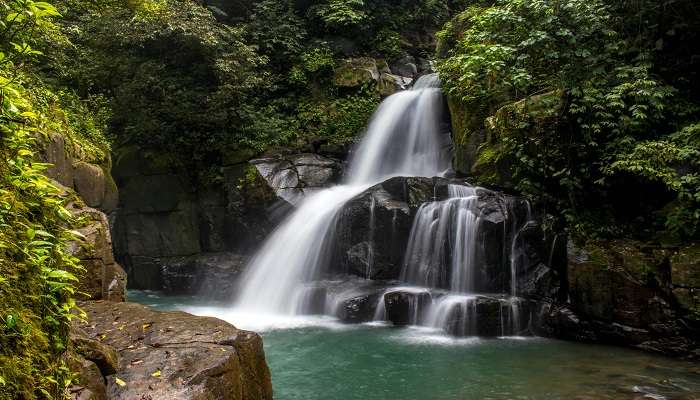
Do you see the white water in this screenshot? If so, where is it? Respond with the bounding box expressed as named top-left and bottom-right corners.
top-left (401, 185), bottom-right (480, 292)
top-left (233, 75), bottom-right (451, 321)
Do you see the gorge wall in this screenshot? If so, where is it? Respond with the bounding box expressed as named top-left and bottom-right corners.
top-left (38, 132), bottom-right (273, 400)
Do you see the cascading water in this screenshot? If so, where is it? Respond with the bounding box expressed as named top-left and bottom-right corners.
top-left (232, 73), bottom-right (533, 337)
top-left (400, 185), bottom-right (480, 292)
top-left (233, 75), bottom-right (451, 317)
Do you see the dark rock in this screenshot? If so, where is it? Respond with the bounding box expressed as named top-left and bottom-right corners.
top-left (390, 56), bottom-right (418, 78)
top-left (77, 301), bottom-right (272, 400)
top-left (159, 252), bottom-right (249, 300)
top-left (384, 290), bottom-right (432, 325)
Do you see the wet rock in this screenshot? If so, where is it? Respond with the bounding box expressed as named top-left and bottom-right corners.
top-left (158, 253), bottom-right (249, 300)
top-left (77, 301), bottom-right (272, 400)
top-left (384, 290), bottom-right (432, 325)
top-left (391, 56), bottom-right (418, 78)
top-left (379, 73), bottom-right (413, 96)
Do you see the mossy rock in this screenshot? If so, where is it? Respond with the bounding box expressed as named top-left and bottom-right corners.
top-left (333, 58), bottom-right (380, 88)
top-left (671, 244), bottom-right (700, 288)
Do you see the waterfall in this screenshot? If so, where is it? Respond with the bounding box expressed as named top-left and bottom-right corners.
top-left (400, 185), bottom-right (480, 292)
top-left (233, 74), bottom-right (451, 316)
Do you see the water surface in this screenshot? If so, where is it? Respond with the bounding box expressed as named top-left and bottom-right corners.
top-left (129, 290), bottom-right (700, 400)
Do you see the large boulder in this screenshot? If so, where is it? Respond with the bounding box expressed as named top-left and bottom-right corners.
top-left (334, 58), bottom-right (381, 88)
top-left (75, 301), bottom-right (273, 400)
top-left (547, 240), bottom-right (700, 358)
top-left (67, 203), bottom-right (126, 302)
top-left (251, 153), bottom-right (342, 205)
top-left (333, 176), bottom-right (549, 293)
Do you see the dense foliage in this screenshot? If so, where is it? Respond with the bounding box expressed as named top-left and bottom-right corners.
top-left (438, 0), bottom-right (700, 241)
top-left (47, 0), bottom-right (468, 179)
top-left (0, 0), bottom-right (102, 398)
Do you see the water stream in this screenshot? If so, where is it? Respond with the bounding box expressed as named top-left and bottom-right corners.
top-left (234, 74), bottom-right (452, 321)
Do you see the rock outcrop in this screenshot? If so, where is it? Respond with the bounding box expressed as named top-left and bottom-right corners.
top-left (332, 176), bottom-right (563, 295)
top-left (70, 301), bottom-right (273, 400)
top-left (251, 153), bottom-right (342, 205)
top-left (333, 57), bottom-right (420, 96)
top-left (533, 240), bottom-right (700, 359)
top-left (112, 150), bottom-right (282, 290)
top-left (38, 132), bottom-right (127, 302)
top-left (67, 204), bottom-right (127, 302)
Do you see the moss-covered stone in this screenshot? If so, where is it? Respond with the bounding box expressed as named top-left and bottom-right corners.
top-left (333, 58), bottom-right (380, 88)
top-left (567, 240), bottom-right (672, 327)
top-left (671, 244), bottom-right (700, 288)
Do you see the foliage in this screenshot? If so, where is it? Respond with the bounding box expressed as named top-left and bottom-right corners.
top-left (438, 0), bottom-right (700, 241)
top-left (1, 2), bottom-right (93, 398)
top-left (308, 0), bottom-right (368, 31)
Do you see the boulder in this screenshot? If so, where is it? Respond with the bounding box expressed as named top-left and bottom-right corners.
top-left (384, 290), bottom-right (432, 326)
top-left (390, 56), bottom-right (418, 78)
top-left (378, 73), bottom-right (413, 96)
top-left (73, 161), bottom-right (107, 208)
top-left (333, 58), bottom-right (381, 88)
top-left (251, 153), bottom-right (342, 205)
top-left (42, 131), bottom-right (75, 187)
top-left (67, 204), bottom-right (126, 302)
top-left (77, 301), bottom-right (272, 400)
top-left (68, 357), bottom-right (108, 400)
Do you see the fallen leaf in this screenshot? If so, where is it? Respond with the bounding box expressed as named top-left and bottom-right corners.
top-left (151, 370), bottom-right (161, 378)
top-left (115, 377), bottom-right (126, 387)
top-left (142, 323), bottom-right (152, 330)
top-left (130, 359), bottom-right (143, 365)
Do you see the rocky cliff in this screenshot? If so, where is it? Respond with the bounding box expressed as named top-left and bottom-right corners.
top-left (38, 133), bottom-right (273, 399)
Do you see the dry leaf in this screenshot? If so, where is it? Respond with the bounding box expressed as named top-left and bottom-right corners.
top-left (115, 377), bottom-right (126, 387)
top-left (151, 370), bottom-right (161, 378)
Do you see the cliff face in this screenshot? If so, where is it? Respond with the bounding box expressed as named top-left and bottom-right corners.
top-left (39, 132), bottom-right (273, 400)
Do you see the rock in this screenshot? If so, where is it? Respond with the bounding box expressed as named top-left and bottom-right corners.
top-left (68, 357), bottom-right (108, 400)
top-left (67, 204), bottom-right (126, 301)
top-left (71, 326), bottom-right (119, 376)
top-left (251, 153), bottom-right (341, 205)
top-left (333, 58), bottom-right (381, 88)
top-left (567, 240), bottom-right (671, 327)
top-left (671, 244), bottom-right (700, 288)
top-left (160, 252), bottom-right (249, 299)
top-left (324, 283), bottom-right (386, 323)
top-left (378, 73), bottom-right (413, 96)
top-left (337, 292), bottom-right (382, 323)
top-left (384, 290), bottom-right (432, 325)
top-left (77, 301), bottom-right (272, 400)
top-left (73, 161), bottom-right (107, 208)
top-left (390, 56), bottom-right (418, 78)
top-left (41, 131), bottom-right (74, 187)
top-left (335, 176), bottom-right (547, 292)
